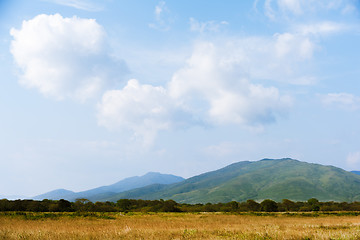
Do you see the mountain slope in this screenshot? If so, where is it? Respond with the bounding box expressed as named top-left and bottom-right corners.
top-left (33, 189), bottom-right (75, 200)
top-left (72, 172), bottom-right (184, 201)
top-left (105, 158), bottom-right (360, 203)
top-left (33, 172), bottom-right (184, 201)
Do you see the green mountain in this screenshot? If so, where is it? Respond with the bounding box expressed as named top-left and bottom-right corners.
top-left (103, 158), bottom-right (360, 203)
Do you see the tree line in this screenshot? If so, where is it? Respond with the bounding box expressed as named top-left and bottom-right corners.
top-left (1, 198), bottom-right (360, 212)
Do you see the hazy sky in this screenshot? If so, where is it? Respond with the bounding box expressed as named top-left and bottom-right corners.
top-left (1, 0), bottom-right (360, 197)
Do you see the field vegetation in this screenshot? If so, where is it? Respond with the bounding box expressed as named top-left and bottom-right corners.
top-left (1, 211), bottom-right (360, 239)
top-left (2, 198), bottom-right (360, 239)
top-left (2, 198), bottom-right (360, 212)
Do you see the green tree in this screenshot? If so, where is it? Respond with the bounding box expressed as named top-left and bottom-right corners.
top-left (117, 199), bottom-right (132, 212)
top-left (58, 199), bottom-right (72, 212)
top-left (307, 198), bottom-right (320, 211)
top-left (204, 203), bottom-right (216, 212)
top-left (281, 199), bottom-right (296, 211)
top-left (161, 200), bottom-right (181, 212)
top-left (74, 198), bottom-right (92, 212)
top-left (260, 199), bottom-right (278, 212)
top-left (246, 199), bottom-right (261, 211)
top-left (227, 201), bottom-right (239, 212)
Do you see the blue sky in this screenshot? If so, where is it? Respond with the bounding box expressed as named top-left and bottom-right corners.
top-left (1, 0), bottom-right (360, 197)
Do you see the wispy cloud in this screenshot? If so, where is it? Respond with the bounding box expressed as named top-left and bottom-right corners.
top-left (320, 93), bottom-right (360, 111)
top-left (189, 18), bottom-right (228, 33)
top-left (148, 1), bottom-right (173, 31)
top-left (258, 0), bottom-right (358, 21)
top-left (295, 22), bottom-right (348, 36)
top-left (42, 0), bottom-right (103, 11)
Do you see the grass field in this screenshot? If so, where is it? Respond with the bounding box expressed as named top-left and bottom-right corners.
top-left (1, 212), bottom-right (360, 239)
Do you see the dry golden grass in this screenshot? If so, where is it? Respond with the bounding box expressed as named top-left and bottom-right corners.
top-left (0, 212), bottom-right (360, 239)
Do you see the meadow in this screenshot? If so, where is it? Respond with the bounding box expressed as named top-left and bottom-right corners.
top-left (1, 212), bottom-right (360, 239)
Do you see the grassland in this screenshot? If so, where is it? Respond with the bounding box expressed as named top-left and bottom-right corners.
top-left (1, 212), bottom-right (360, 239)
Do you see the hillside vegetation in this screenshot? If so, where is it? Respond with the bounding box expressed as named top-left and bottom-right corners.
top-left (105, 158), bottom-right (360, 203)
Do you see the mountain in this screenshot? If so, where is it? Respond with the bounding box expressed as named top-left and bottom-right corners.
top-left (103, 158), bottom-right (360, 203)
top-left (33, 189), bottom-right (75, 200)
top-left (352, 171), bottom-right (360, 175)
top-left (33, 172), bottom-right (184, 201)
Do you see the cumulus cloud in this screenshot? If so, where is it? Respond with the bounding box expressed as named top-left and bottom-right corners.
top-left (97, 18), bottom-right (336, 144)
top-left (148, 1), bottom-right (173, 31)
top-left (321, 93), bottom-right (360, 110)
top-left (169, 41), bottom-right (292, 127)
top-left (97, 39), bottom-right (294, 144)
top-left (97, 79), bottom-right (185, 146)
top-left (10, 14), bottom-right (125, 101)
top-left (189, 18), bottom-right (228, 33)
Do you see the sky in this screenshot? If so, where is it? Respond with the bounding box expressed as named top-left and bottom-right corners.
top-left (1, 0), bottom-right (360, 197)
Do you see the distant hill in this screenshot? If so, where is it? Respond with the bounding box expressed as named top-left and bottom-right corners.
top-left (33, 189), bottom-right (75, 200)
top-left (352, 171), bottom-right (360, 175)
top-left (33, 172), bottom-right (184, 201)
top-left (103, 158), bottom-right (360, 203)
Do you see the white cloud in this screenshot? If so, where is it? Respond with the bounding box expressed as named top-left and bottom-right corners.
top-left (347, 152), bottom-right (360, 167)
top-left (42, 0), bottom-right (103, 11)
top-left (149, 1), bottom-right (173, 31)
top-left (264, 0), bottom-right (276, 20)
top-left (296, 22), bottom-right (347, 36)
top-left (97, 39), bottom-right (295, 144)
top-left (242, 21), bottom-right (346, 84)
top-left (214, 33), bottom-right (316, 84)
top-left (169, 41), bottom-right (292, 127)
top-left (290, 76), bottom-right (317, 85)
top-left (261, 0), bottom-right (357, 20)
top-left (278, 0), bottom-right (303, 15)
top-left (10, 14), bottom-right (125, 101)
top-left (321, 93), bottom-right (360, 110)
top-left (97, 79), bottom-right (180, 146)
top-left (274, 32), bottom-right (314, 59)
top-left (98, 24), bottom-right (330, 144)
top-left (189, 18), bottom-right (228, 33)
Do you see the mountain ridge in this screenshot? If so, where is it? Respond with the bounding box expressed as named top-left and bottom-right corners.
top-left (102, 158), bottom-right (360, 203)
top-left (33, 172), bottom-right (184, 201)
top-left (31, 158), bottom-right (360, 204)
